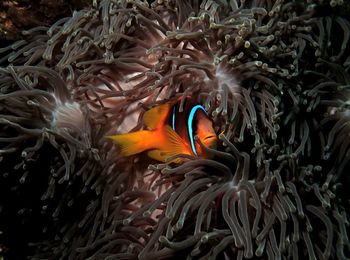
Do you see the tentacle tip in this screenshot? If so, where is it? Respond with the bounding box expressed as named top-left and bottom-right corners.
top-left (123, 218), bottom-right (131, 225)
top-left (158, 236), bottom-right (167, 243)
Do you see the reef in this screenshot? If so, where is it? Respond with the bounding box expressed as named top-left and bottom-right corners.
top-left (0, 0), bottom-right (349, 259)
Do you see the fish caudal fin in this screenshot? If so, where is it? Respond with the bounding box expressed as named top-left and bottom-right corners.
top-left (107, 130), bottom-right (155, 157)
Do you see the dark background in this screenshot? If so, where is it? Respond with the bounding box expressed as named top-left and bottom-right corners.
top-left (0, 0), bottom-right (91, 46)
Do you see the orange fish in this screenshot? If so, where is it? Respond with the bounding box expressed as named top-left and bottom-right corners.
top-left (108, 98), bottom-right (217, 162)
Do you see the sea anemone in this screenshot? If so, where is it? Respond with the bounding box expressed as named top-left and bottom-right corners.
top-left (0, 0), bottom-right (349, 259)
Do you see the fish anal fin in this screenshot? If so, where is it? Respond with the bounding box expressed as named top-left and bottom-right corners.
top-left (143, 103), bottom-right (170, 130)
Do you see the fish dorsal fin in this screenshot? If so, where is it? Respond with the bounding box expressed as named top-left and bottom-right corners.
top-left (163, 125), bottom-right (192, 156)
top-left (143, 103), bottom-right (170, 130)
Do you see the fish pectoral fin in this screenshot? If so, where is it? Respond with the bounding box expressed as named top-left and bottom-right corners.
top-left (143, 103), bottom-right (170, 130)
top-left (163, 125), bottom-right (191, 157)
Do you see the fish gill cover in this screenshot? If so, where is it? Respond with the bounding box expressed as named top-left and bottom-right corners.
top-left (0, 0), bottom-right (349, 259)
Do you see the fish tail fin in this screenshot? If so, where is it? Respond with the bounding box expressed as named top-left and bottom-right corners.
top-left (107, 130), bottom-right (155, 157)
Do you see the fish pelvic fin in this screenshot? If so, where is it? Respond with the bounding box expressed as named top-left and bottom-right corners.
top-left (147, 149), bottom-right (167, 162)
top-left (143, 103), bottom-right (170, 130)
top-left (107, 130), bottom-right (155, 157)
top-left (147, 149), bottom-right (182, 164)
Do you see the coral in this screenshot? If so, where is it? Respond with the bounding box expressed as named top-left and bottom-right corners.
top-left (0, 0), bottom-right (349, 259)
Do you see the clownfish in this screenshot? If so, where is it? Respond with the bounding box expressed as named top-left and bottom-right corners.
top-left (107, 98), bottom-right (217, 162)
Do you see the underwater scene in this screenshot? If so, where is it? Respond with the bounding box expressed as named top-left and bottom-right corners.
top-left (0, 0), bottom-right (349, 259)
